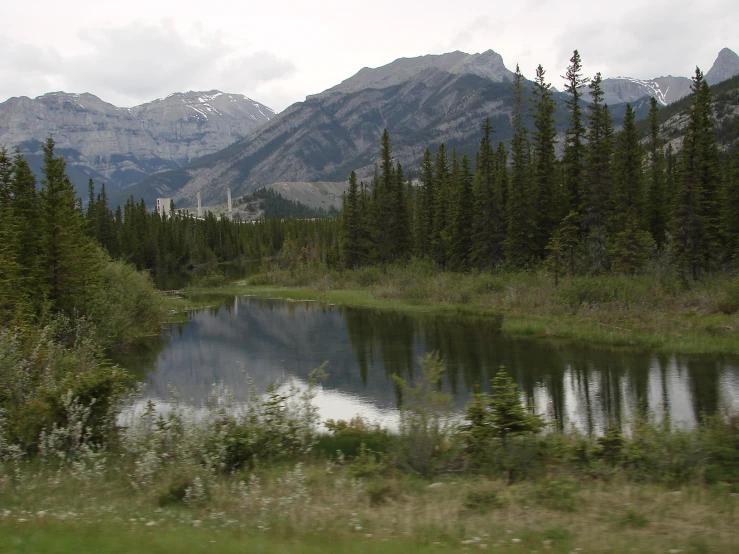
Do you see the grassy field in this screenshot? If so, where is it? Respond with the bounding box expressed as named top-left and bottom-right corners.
top-left (2, 463), bottom-right (737, 554)
top-left (182, 261), bottom-right (739, 354)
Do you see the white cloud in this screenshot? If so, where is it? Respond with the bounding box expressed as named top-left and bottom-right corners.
top-left (0, 0), bottom-right (736, 112)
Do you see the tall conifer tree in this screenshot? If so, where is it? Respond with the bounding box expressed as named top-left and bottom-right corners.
top-left (562, 50), bottom-right (589, 217)
top-left (646, 98), bottom-right (667, 246)
top-left (530, 64), bottom-right (559, 260)
top-left (505, 64), bottom-right (533, 267)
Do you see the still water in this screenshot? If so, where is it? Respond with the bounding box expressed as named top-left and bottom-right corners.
top-left (124, 296), bottom-right (739, 433)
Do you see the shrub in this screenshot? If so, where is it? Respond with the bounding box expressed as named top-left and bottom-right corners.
top-left (0, 317), bottom-right (131, 453)
top-left (85, 260), bottom-right (167, 348)
top-left (534, 477), bottom-right (579, 512)
top-left (463, 486), bottom-right (505, 513)
top-left (392, 352), bottom-right (459, 477)
top-left (714, 277), bottom-right (739, 314)
top-left (462, 369), bottom-right (546, 466)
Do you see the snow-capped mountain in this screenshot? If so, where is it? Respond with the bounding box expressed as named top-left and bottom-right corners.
top-left (598, 48), bottom-right (739, 106)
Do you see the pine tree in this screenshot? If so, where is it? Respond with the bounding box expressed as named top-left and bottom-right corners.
top-left (470, 119), bottom-right (503, 268)
top-left (724, 148), bottom-right (739, 265)
top-left (583, 73), bottom-right (613, 230)
top-left (610, 104), bottom-right (643, 236)
top-left (673, 68), bottom-right (722, 279)
top-left (340, 171), bottom-right (362, 268)
top-left (611, 208), bottom-right (654, 275)
top-left (530, 64), bottom-right (560, 260)
top-left (38, 137), bottom-right (101, 312)
top-left (393, 161), bottom-right (411, 259)
top-left (417, 149), bottom-right (435, 258)
top-left (505, 64), bottom-right (533, 267)
top-left (646, 98), bottom-right (667, 246)
top-left (562, 50), bottom-right (589, 216)
top-left (451, 154), bottom-right (473, 269)
top-left (546, 210), bottom-right (581, 284)
top-left (0, 148), bottom-right (21, 322)
top-left (432, 143), bottom-right (450, 266)
top-left (9, 151), bottom-right (42, 304)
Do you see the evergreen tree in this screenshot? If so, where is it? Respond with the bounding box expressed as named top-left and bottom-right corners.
top-left (646, 98), bottom-right (668, 246)
top-left (432, 143), bottom-right (450, 265)
top-left (530, 64), bottom-right (560, 260)
top-left (562, 50), bottom-right (589, 216)
top-left (340, 171), bottom-right (363, 268)
top-left (610, 104), bottom-right (643, 236)
top-left (724, 148), bottom-right (739, 265)
top-left (611, 209), bottom-right (654, 275)
top-left (470, 119), bottom-right (503, 268)
top-left (9, 151), bottom-right (42, 304)
top-left (583, 72), bottom-right (614, 240)
top-left (451, 154), bottom-right (473, 269)
top-left (505, 64), bottom-right (533, 267)
top-left (417, 149), bottom-right (435, 258)
top-left (673, 68), bottom-right (722, 279)
top-left (0, 148), bottom-right (21, 322)
top-left (38, 137), bottom-right (101, 313)
top-left (393, 160), bottom-right (411, 259)
top-left (546, 210), bottom-right (581, 284)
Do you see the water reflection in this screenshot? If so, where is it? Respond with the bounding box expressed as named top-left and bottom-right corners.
top-left (125, 296), bottom-right (739, 433)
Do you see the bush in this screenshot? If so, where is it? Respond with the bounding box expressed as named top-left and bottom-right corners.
top-left (714, 277), bottom-right (739, 314)
top-left (85, 260), bottom-right (167, 348)
top-left (534, 477), bottom-right (579, 512)
top-left (463, 486), bottom-right (505, 513)
top-left (392, 352), bottom-right (459, 477)
top-left (0, 317), bottom-right (131, 453)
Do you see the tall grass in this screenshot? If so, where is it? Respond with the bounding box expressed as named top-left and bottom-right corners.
top-left (222, 259), bottom-right (739, 353)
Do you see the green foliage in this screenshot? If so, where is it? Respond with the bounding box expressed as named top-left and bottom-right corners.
top-left (392, 352), bottom-right (457, 477)
top-left (235, 187), bottom-right (335, 219)
top-left (85, 259), bottom-right (168, 348)
top-left (462, 486), bottom-right (505, 512)
top-left (0, 317), bottom-right (132, 452)
top-left (619, 508), bottom-right (649, 529)
top-left (462, 369), bottom-right (546, 472)
top-left (534, 477), bottom-right (579, 512)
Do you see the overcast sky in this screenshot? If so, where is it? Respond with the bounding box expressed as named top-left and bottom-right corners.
top-left (1, 0), bottom-right (735, 112)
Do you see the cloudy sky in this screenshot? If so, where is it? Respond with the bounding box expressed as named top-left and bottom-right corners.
top-left (1, 0), bottom-right (735, 112)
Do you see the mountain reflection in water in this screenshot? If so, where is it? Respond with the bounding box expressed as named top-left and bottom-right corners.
top-left (123, 296), bottom-right (739, 433)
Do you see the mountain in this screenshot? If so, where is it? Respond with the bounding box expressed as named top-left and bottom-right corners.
top-left (706, 47), bottom-right (739, 85)
top-left (0, 91), bottom-right (274, 196)
top-left (128, 49), bottom-right (661, 209)
top-left (598, 48), bottom-right (739, 106)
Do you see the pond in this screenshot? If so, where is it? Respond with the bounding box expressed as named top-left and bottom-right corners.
top-left (121, 296), bottom-right (739, 433)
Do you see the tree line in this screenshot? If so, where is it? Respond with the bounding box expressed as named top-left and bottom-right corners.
top-left (340, 52), bottom-right (739, 280)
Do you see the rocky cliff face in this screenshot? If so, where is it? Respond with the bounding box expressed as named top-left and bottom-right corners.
top-left (0, 90), bottom-right (274, 194)
top-left (706, 47), bottom-right (739, 85)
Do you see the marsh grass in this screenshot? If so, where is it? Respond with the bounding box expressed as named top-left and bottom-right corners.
top-left (185, 260), bottom-right (739, 354)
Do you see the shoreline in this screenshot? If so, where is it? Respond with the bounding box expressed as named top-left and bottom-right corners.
top-left (180, 283), bottom-right (739, 356)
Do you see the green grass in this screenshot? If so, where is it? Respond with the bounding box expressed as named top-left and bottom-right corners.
top-left (0, 523), bottom-right (442, 554)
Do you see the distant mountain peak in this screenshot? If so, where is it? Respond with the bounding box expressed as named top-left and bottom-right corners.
top-left (706, 47), bottom-right (739, 85)
top-left (313, 49), bottom-right (514, 99)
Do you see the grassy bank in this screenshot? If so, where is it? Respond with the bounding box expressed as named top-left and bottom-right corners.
top-left (184, 260), bottom-right (739, 354)
top-left (2, 355), bottom-right (737, 553)
top-left (2, 467), bottom-right (737, 554)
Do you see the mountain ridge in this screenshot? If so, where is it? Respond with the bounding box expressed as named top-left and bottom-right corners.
top-left (0, 90), bottom-right (274, 196)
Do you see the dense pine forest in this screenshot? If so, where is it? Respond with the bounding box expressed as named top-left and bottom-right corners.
top-left (338, 57), bottom-right (739, 280)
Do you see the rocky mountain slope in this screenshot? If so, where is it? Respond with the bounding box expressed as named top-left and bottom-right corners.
top-left (128, 49), bottom-right (666, 209)
top-left (0, 91), bottom-right (274, 195)
top-left (598, 48), bottom-right (739, 106)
